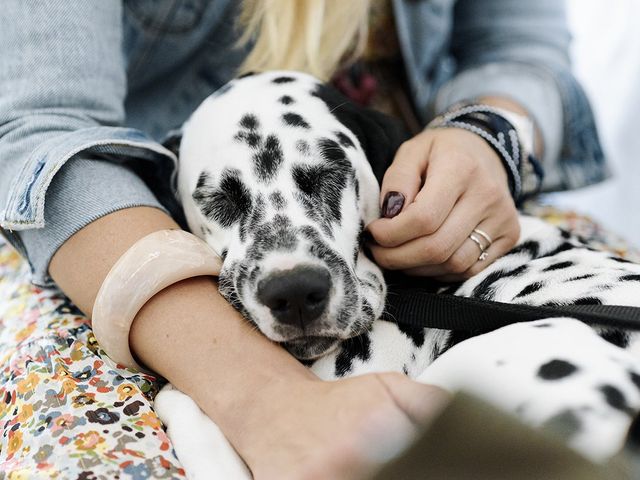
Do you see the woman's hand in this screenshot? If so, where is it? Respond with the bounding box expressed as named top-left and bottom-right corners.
top-left (226, 373), bottom-right (450, 480)
top-left (367, 127), bottom-right (521, 282)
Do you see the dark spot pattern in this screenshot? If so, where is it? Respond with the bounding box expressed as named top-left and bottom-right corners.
top-left (335, 333), bottom-right (371, 377)
top-left (543, 261), bottom-right (574, 272)
top-left (630, 371), bottom-right (640, 391)
top-left (537, 359), bottom-right (579, 380)
top-left (599, 384), bottom-right (634, 416)
top-left (471, 264), bottom-right (528, 300)
top-left (566, 274), bottom-right (596, 282)
top-left (273, 76), bottom-right (295, 84)
top-left (506, 240), bottom-right (540, 258)
top-left (279, 95), bottom-right (295, 105)
top-left (335, 131), bottom-right (355, 148)
top-left (192, 168), bottom-right (252, 228)
top-left (611, 256), bottom-right (633, 264)
top-left (282, 112), bottom-right (310, 129)
top-left (620, 274), bottom-right (640, 282)
top-left (292, 138), bottom-right (354, 235)
top-left (253, 134), bottom-right (284, 182)
top-left (599, 329), bottom-right (629, 348)
top-left (515, 281), bottom-right (544, 299)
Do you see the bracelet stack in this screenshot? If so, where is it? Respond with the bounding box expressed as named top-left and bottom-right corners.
top-left (427, 104), bottom-right (544, 203)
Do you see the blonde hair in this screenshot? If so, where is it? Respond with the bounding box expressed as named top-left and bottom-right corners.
top-left (237, 0), bottom-right (372, 81)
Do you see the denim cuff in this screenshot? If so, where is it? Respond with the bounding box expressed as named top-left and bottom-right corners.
top-left (13, 157), bottom-right (169, 288)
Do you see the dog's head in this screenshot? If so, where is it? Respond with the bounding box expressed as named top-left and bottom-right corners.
top-left (178, 71), bottom-right (406, 359)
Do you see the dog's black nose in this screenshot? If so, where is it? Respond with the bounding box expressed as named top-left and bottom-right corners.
top-left (257, 266), bottom-right (332, 326)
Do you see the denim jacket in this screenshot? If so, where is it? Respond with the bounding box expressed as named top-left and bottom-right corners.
top-left (0, 0), bottom-right (606, 286)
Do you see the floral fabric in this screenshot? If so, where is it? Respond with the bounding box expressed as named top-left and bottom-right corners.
top-left (0, 237), bottom-right (185, 479)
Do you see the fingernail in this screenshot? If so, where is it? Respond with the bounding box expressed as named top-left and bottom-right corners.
top-left (382, 192), bottom-right (405, 218)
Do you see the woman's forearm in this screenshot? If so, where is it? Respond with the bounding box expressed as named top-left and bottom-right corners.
top-left (49, 206), bottom-right (314, 445)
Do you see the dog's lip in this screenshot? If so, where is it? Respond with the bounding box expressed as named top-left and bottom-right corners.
top-left (283, 335), bottom-right (335, 345)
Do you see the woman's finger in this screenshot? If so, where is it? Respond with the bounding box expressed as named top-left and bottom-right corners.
top-left (368, 155), bottom-right (469, 248)
top-left (369, 196), bottom-right (488, 270)
top-left (430, 236), bottom-right (516, 282)
top-left (378, 137), bottom-right (432, 217)
top-left (399, 215), bottom-right (510, 276)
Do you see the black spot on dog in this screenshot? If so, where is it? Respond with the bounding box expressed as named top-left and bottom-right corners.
top-left (235, 130), bottom-right (261, 148)
top-left (240, 114), bottom-right (259, 130)
top-left (318, 137), bottom-right (346, 162)
top-left (193, 168), bottom-right (252, 228)
top-left (292, 139), bottom-right (353, 233)
top-left (599, 385), bottom-right (634, 416)
top-left (335, 131), bottom-right (355, 148)
top-left (269, 191), bottom-right (286, 210)
top-left (282, 112), bottom-right (310, 129)
top-left (507, 240), bottom-right (540, 258)
top-left (543, 261), bottom-right (574, 272)
top-left (253, 135), bottom-right (283, 182)
top-left (534, 323), bottom-right (552, 328)
top-left (279, 95), bottom-right (295, 105)
top-left (537, 359), bottom-right (579, 380)
top-left (630, 371), bottom-right (640, 391)
top-left (235, 114), bottom-right (262, 148)
top-left (620, 274), bottom-right (640, 282)
top-left (220, 249), bottom-right (228, 260)
top-left (471, 264), bottom-right (528, 300)
top-left (515, 281), bottom-right (544, 299)
top-left (611, 256), bottom-right (633, 264)
top-left (542, 410), bottom-right (582, 439)
top-left (566, 274), bottom-right (596, 282)
top-left (599, 329), bottom-right (629, 348)
top-left (273, 76), bottom-right (295, 84)
top-left (335, 333), bottom-right (371, 377)
top-left (540, 242), bottom-right (576, 259)
top-left (559, 229), bottom-right (572, 239)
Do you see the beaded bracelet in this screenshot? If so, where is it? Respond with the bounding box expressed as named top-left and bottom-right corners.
top-left (427, 104), bottom-right (544, 202)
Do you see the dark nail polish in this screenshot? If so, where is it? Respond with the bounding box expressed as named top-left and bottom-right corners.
top-left (382, 192), bottom-right (405, 218)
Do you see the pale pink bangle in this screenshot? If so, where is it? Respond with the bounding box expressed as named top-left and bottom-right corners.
top-left (91, 229), bottom-right (222, 374)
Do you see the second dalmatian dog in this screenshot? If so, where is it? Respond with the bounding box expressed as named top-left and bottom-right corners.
top-left (153, 71), bottom-right (640, 478)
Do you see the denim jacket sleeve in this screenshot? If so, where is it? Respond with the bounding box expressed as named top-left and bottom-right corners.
top-left (0, 1), bottom-right (178, 285)
top-left (393, 0), bottom-right (608, 192)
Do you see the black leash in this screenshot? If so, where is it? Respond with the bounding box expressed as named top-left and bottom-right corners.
top-left (382, 278), bottom-right (640, 332)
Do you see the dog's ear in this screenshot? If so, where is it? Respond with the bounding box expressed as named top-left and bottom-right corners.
top-left (312, 84), bottom-right (411, 184)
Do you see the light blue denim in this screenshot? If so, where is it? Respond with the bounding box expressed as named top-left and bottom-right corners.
top-left (0, 0), bottom-right (606, 287)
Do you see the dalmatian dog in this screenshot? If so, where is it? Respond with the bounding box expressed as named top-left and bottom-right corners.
top-left (153, 71), bottom-right (640, 478)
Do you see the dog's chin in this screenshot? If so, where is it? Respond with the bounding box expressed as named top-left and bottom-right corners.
top-left (282, 336), bottom-right (340, 360)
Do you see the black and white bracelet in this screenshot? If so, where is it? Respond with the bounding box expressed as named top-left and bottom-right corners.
top-left (427, 104), bottom-right (544, 203)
